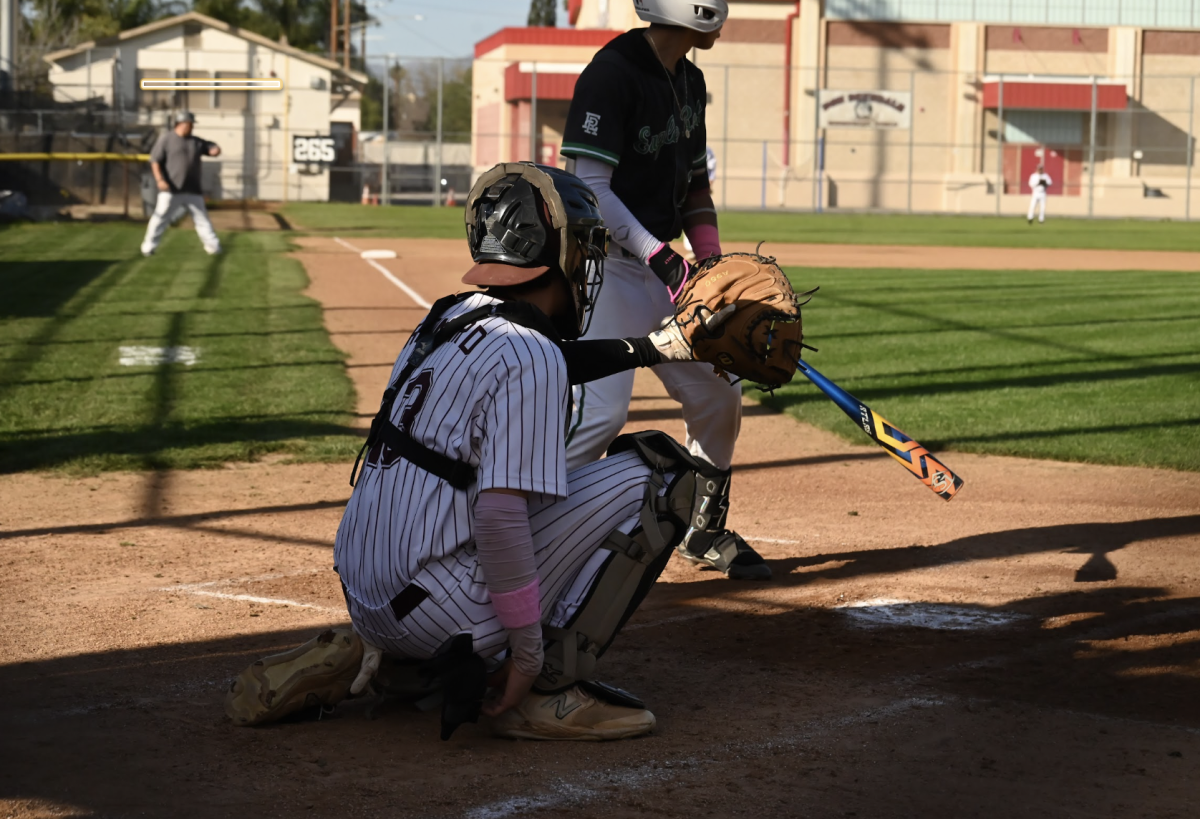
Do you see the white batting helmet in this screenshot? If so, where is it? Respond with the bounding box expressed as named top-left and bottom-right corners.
top-left (633, 0), bottom-right (728, 33)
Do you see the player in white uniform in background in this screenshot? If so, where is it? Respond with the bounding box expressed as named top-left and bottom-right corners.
top-left (1027, 164), bottom-right (1052, 224)
top-left (560, 0), bottom-right (771, 581)
top-left (226, 162), bottom-right (739, 742)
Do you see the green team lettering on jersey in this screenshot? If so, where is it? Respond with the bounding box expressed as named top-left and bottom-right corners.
top-left (634, 105), bottom-right (701, 159)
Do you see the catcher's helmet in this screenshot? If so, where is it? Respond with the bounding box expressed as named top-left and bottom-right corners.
top-left (463, 162), bottom-right (609, 339)
top-left (633, 0), bottom-right (728, 32)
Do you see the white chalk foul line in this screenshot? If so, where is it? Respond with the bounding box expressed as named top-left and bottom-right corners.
top-left (166, 588), bottom-right (347, 615)
top-left (334, 236), bottom-right (431, 309)
top-left (160, 570), bottom-right (346, 616)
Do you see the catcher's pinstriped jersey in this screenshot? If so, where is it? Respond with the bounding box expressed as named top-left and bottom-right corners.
top-left (334, 293), bottom-right (570, 643)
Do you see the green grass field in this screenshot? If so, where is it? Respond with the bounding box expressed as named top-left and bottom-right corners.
top-left (0, 223), bottom-right (359, 473)
top-left (769, 266), bottom-right (1200, 472)
top-left (280, 202), bottom-right (1200, 252)
top-left (2, 219), bottom-right (1196, 474)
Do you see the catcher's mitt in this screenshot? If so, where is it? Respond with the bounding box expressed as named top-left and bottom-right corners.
top-left (673, 249), bottom-right (815, 389)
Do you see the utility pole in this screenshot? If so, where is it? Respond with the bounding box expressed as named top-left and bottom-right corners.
top-left (330, 0), bottom-right (338, 62)
top-left (0, 0), bottom-right (16, 104)
top-left (343, 0), bottom-right (350, 70)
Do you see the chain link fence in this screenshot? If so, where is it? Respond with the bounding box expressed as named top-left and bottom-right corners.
top-left (2, 50), bottom-right (1197, 220)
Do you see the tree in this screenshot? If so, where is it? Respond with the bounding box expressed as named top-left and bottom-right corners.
top-left (18, 0), bottom-right (186, 98)
top-left (195, 0), bottom-right (370, 55)
top-left (527, 0), bottom-right (555, 27)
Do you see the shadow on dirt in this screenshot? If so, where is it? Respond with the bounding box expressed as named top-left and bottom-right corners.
top-left (2, 569), bottom-right (1198, 818)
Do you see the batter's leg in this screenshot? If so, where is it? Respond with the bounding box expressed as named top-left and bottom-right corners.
top-left (653, 337), bottom-right (769, 581)
top-left (653, 359), bottom-right (743, 471)
top-left (565, 253), bottom-right (667, 470)
top-left (140, 191), bottom-right (176, 255)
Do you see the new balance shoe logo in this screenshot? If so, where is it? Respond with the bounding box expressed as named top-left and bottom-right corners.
top-left (542, 692), bottom-right (582, 720)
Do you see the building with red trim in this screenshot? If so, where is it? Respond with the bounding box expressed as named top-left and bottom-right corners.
top-left (473, 1), bottom-right (1200, 218)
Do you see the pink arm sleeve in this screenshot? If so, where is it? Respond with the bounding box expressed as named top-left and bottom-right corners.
top-left (683, 222), bottom-right (722, 262)
top-left (474, 492), bottom-right (540, 628)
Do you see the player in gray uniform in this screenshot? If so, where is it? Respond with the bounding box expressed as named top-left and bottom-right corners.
top-left (559, 0), bottom-right (771, 581)
top-left (140, 111), bottom-right (222, 257)
top-left (226, 162), bottom-right (739, 741)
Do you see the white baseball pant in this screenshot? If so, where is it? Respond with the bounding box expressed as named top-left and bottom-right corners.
top-left (346, 450), bottom-right (668, 661)
top-left (566, 252), bottom-right (742, 472)
top-left (1027, 190), bottom-right (1047, 223)
top-left (140, 191), bottom-right (222, 255)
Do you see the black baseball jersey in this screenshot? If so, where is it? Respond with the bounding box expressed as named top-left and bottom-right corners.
top-left (561, 29), bottom-right (709, 242)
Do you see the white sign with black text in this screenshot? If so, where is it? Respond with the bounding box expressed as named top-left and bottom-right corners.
top-left (818, 90), bottom-right (912, 130)
top-left (291, 135), bottom-right (337, 163)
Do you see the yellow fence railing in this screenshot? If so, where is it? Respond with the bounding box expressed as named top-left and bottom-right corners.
top-left (0, 153), bottom-right (151, 161)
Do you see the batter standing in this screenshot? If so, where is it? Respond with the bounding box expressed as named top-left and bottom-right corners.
top-left (1027, 163), bottom-right (1052, 224)
top-left (140, 111), bottom-right (222, 257)
top-left (226, 162), bottom-right (739, 741)
top-left (560, 0), bottom-right (770, 580)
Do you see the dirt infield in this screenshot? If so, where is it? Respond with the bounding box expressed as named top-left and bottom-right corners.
top-left (2, 236), bottom-right (1199, 818)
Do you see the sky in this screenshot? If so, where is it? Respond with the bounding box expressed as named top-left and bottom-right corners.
top-left (364, 0), bottom-right (560, 61)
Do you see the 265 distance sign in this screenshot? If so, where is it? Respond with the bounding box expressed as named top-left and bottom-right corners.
top-left (292, 135), bottom-right (337, 163)
top-left (818, 90), bottom-right (912, 130)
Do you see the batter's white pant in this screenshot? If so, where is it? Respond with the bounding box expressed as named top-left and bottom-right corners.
top-left (1027, 190), bottom-right (1047, 222)
top-left (566, 253), bottom-right (742, 471)
top-left (140, 192), bottom-right (221, 255)
top-left (346, 451), bottom-right (667, 661)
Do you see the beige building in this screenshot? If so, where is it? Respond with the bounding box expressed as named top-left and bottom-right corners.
top-left (473, 0), bottom-right (1200, 218)
top-left (45, 12), bottom-right (367, 202)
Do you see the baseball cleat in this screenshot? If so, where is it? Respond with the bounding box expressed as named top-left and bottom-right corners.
top-left (677, 529), bottom-right (772, 580)
top-left (490, 684), bottom-right (655, 741)
top-left (224, 628), bottom-right (364, 726)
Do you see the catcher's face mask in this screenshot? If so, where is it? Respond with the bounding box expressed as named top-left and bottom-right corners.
top-left (569, 224), bottom-right (609, 338)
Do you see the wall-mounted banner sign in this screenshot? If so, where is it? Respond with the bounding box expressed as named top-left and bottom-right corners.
top-left (292, 135), bottom-right (337, 163)
top-left (818, 90), bottom-right (912, 130)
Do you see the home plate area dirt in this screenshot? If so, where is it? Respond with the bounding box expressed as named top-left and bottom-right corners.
top-left (1, 237), bottom-right (1198, 818)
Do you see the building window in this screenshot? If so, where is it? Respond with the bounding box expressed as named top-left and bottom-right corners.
top-left (215, 72), bottom-right (249, 112)
top-left (176, 70), bottom-right (213, 110)
top-left (137, 68), bottom-right (172, 110)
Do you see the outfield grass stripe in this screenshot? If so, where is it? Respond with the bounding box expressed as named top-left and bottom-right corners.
top-left (763, 265), bottom-right (1200, 472)
top-left (0, 224), bottom-right (358, 472)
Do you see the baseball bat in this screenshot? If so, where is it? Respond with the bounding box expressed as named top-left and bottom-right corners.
top-left (795, 360), bottom-right (964, 501)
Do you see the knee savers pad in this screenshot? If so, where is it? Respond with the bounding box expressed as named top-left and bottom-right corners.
top-left (535, 431), bottom-right (718, 691)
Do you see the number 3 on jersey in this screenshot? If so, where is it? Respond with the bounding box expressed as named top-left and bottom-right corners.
top-left (367, 369), bottom-right (433, 468)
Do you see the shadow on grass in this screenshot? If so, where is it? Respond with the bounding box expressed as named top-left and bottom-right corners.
top-left (763, 360), bottom-right (1200, 410)
top-left (0, 260), bottom-right (114, 318)
top-left (0, 416), bottom-right (361, 474)
top-left (0, 259), bottom-right (136, 400)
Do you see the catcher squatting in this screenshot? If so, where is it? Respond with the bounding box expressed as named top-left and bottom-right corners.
top-left (225, 14), bottom-right (808, 746)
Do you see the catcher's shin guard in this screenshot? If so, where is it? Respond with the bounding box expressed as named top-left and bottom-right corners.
top-left (535, 432), bottom-right (704, 692)
top-left (677, 468), bottom-right (772, 581)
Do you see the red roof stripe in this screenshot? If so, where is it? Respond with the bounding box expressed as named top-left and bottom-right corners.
top-left (504, 63), bottom-right (582, 102)
top-left (982, 81), bottom-right (1127, 111)
top-left (475, 26), bottom-right (622, 58)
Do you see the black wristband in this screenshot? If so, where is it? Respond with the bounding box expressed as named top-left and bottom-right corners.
top-left (646, 244), bottom-right (689, 291)
top-left (560, 337), bottom-right (664, 385)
